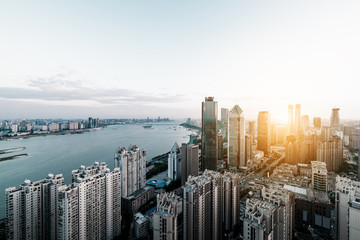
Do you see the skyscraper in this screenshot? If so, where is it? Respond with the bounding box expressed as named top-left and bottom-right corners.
top-left (295, 104), bottom-right (301, 136)
top-left (330, 108), bottom-right (340, 132)
top-left (228, 105), bottom-right (245, 168)
top-left (257, 111), bottom-right (271, 154)
top-left (201, 97), bottom-right (218, 171)
top-left (5, 174), bottom-right (64, 240)
top-left (168, 143), bottom-right (181, 181)
top-left (288, 104), bottom-right (294, 135)
top-left (248, 121), bottom-right (256, 144)
top-left (221, 108), bottom-right (229, 142)
top-left (114, 145), bottom-right (146, 198)
top-left (153, 192), bottom-right (180, 240)
top-left (181, 143), bottom-right (199, 186)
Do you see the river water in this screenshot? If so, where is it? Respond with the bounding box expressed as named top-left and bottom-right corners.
top-left (0, 122), bottom-right (193, 218)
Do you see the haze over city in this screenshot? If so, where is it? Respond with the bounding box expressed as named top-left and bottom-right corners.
top-left (1, 1), bottom-right (360, 120)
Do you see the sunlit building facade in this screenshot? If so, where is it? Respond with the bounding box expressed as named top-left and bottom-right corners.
top-left (228, 105), bottom-right (245, 168)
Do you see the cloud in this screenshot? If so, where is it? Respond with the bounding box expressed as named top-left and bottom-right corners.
top-left (0, 73), bottom-right (187, 106)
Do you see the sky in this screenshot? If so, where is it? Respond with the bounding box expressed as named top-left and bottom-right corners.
top-left (1, 1), bottom-right (360, 121)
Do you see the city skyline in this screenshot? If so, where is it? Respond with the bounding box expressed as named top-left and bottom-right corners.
top-left (1, 1), bottom-right (360, 119)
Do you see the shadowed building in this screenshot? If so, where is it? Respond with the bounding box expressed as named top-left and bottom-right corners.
top-left (181, 143), bottom-right (199, 186)
top-left (201, 97), bottom-right (218, 171)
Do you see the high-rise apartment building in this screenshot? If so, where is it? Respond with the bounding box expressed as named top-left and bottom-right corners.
top-left (114, 145), bottom-right (146, 198)
top-left (228, 105), bottom-right (245, 168)
top-left (5, 174), bottom-right (64, 240)
top-left (335, 176), bottom-right (360, 240)
top-left (58, 162), bottom-right (122, 239)
top-left (261, 186), bottom-right (295, 240)
top-left (181, 143), bottom-right (199, 186)
top-left (313, 117), bottom-right (322, 129)
top-left (295, 104), bottom-right (301, 136)
top-left (183, 170), bottom-right (242, 240)
top-left (311, 161), bottom-right (327, 191)
top-left (223, 172), bottom-right (241, 234)
top-left (330, 108), bottom-right (341, 132)
top-left (201, 97), bottom-right (218, 171)
top-left (317, 133), bottom-right (343, 172)
top-left (153, 192), bottom-right (180, 240)
top-left (168, 143), bottom-right (181, 181)
top-left (257, 111), bottom-right (271, 154)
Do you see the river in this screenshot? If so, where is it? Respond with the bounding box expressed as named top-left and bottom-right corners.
top-left (0, 122), bottom-right (193, 218)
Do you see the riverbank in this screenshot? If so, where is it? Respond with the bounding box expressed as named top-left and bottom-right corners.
top-left (0, 128), bottom-right (99, 141)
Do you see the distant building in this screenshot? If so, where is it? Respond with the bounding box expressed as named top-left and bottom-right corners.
top-left (48, 122), bottom-right (59, 132)
top-left (181, 143), bottom-right (199, 186)
top-left (257, 111), bottom-right (271, 154)
top-left (335, 176), bottom-right (360, 240)
top-left (5, 174), bottom-right (64, 240)
top-left (343, 126), bottom-right (354, 136)
top-left (228, 105), bottom-right (246, 168)
top-left (311, 161), bottom-right (327, 191)
top-left (301, 115), bottom-right (310, 133)
top-left (248, 121), bottom-right (256, 144)
top-left (288, 104), bottom-right (295, 135)
top-left (153, 192), bottom-right (180, 240)
top-left (317, 133), bottom-right (343, 172)
top-left (201, 97), bottom-right (218, 171)
top-left (313, 117), bottom-right (321, 129)
top-left (295, 104), bottom-right (301, 136)
top-left (69, 121), bottom-right (79, 130)
top-left (11, 124), bottom-right (18, 133)
top-left (114, 145), bottom-right (146, 198)
top-left (168, 143), bottom-right (181, 181)
top-left (330, 108), bottom-right (341, 132)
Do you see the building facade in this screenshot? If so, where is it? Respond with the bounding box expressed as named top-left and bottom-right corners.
top-left (257, 111), bottom-right (271, 154)
top-left (114, 145), bottom-right (146, 198)
top-left (201, 97), bottom-right (218, 171)
top-left (181, 143), bottom-right (199, 186)
top-left (228, 105), bottom-right (246, 169)
top-left (153, 192), bottom-right (180, 240)
top-left (168, 143), bottom-right (181, 181)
